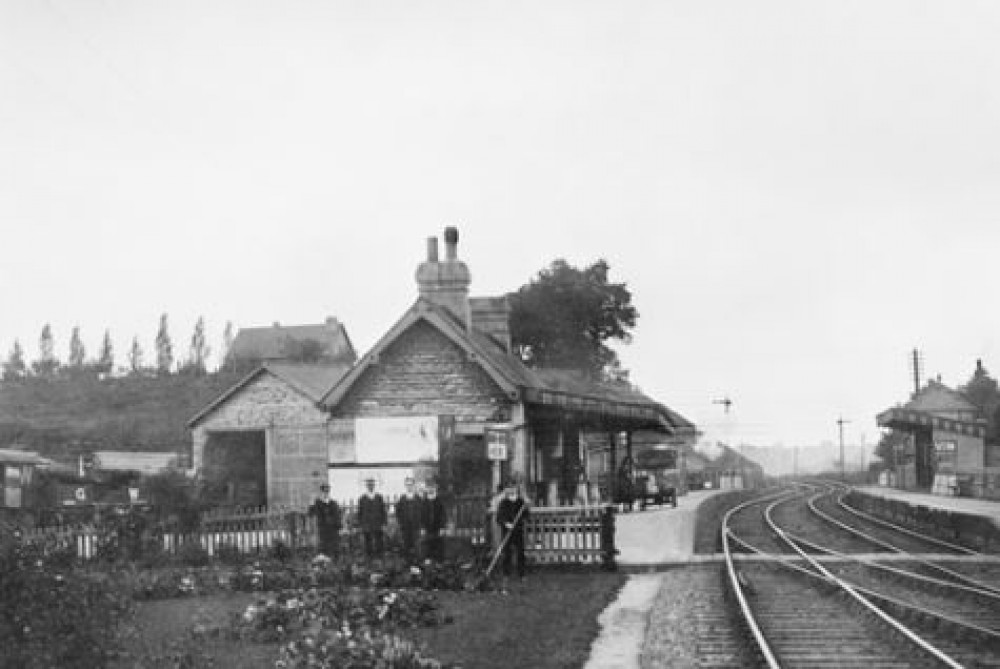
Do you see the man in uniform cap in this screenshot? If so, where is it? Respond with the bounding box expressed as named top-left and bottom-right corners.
top-left (308, 483), bottom-right (342, 557)
top-left (496, 484), bottom-right (530, 580)
top-left (358, 477), bottom-right (386, 559)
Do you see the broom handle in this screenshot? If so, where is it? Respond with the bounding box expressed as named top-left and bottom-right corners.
top-left (483, 502), bottom-right (527, 579)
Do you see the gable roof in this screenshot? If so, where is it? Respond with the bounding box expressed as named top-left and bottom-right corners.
top-left (228, 318), bottom-right (356, 363)
top-left (189, 361), bottom-right (352, 428)
top-left (905, 379), bottom-right (978, 414)
top-left (0, 448), bottom-right (53, 466)
top-left (321, 298), bottom-right (694, 432)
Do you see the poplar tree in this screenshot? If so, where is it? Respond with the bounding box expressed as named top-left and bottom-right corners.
top-left (155, 313), bottom-right (173, 375)
top-left (97, 330), bottom-right (114, 374)
top-left (32, 324), bottom-right (59, 377)
top-left (222, 321), bottom-right (234, 366)
top-left (187, 316), bottom-right (210, 375)
top-left (68, 326), bottom-right (86, 369)
top-left (2, 339), bottom-right (27, 380)
top-left (128, 336), bottom-right (144, 375)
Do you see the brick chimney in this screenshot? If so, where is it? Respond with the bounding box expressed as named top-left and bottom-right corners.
top-left (470, 296), bottom-right (512, 353)
top-left (415, 227), bottom-right (471, 328)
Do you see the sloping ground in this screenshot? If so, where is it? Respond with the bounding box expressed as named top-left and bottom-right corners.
top-left (0, 372), bottom-right (242, 457)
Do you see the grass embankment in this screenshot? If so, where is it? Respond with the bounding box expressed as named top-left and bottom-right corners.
top-left (692, 489), bottom-right (771, 554)
top-left (0, 372), bottom-right (241, 454)
top-left (114, 571), bottom-right (626, 669)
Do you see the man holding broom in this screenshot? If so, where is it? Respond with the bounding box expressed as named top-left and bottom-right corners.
top-left (495, 484), bottom-right (530, 580)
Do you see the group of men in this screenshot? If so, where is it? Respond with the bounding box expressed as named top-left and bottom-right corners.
top-left (307, 476), bottom-right (447, 562)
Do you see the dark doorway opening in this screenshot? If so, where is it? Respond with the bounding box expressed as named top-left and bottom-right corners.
top-left (203, 430), bottom-right (266, 506)
top-left (914, 428), bottom-right (935, 490)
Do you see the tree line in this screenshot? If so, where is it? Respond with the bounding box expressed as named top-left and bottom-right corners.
top-left (1, 315), bottom-right (237, 381)
top-left (2, 258), bottom-right (642, 383)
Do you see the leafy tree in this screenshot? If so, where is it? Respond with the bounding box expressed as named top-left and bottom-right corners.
top-left (155, 313), bottom-right (173, 375)
top-left (128, 336), bottom-right (144, 375)
top-left (68, 326), bottom-right (86, 369)
top-left (181, 316), bottom-right (210, 376)
top-left (97, 329), bottom-right (114, 374)
top-left (2, 339), bottom-right (27, 381)
top-left (508, 259), bottom-right (638, 378)
top-left (960, 359), bottom-right (1000, 446)
top-left (875, 429), bottom-right (910, 468)
top-left (31, 324), bottom-right (59, 377)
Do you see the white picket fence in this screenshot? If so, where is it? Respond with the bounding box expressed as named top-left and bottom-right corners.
top-left (14, 500), bottom-right (615, 566)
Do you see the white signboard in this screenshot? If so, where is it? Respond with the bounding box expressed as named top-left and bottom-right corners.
top-left (486, 428), bottom-right (509, 460)
top-left (354, 416), bottom-right (439, 464)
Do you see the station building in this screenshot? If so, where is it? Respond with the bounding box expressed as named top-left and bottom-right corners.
top-left (189, 227), bottom-right (696, 508)
top-left (876, 379), bottom-right (990, 496)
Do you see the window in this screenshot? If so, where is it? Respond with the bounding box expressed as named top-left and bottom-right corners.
top-left (4, 465), bottom-right (23, 508)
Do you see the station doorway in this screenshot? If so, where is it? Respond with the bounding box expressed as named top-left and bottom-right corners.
top-left (202, 430), bottom-right (266, 506)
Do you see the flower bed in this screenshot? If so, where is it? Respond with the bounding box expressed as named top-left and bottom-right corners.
top-left (1, 541), bottom-right (133, 668)
top-left (117, 554), bottom-right (488, 602)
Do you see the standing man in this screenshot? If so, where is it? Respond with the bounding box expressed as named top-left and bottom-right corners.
top-left (358, 477), bottom-right (387, 559)
top-left (308, 484), bottom-right (342, 558)
top-left (395, 477), bottom-right (422, 562)
top-left (496, 485), bottom-right (530, 580)
top-left (422, 484), bottom-right (447, 561)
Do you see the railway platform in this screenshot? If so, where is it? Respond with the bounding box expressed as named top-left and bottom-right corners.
top-left (615, 487), bottom-right (728, 567)
top-left (854, 484), bottom-right (1000, 527)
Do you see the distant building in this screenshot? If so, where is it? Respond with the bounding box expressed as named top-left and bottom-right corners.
top-left (90, 451), bottom-right (183, 476)
top-left (227, 317), bottom-right (356, 366)
top-left (877, 379), bottom-right (987, 495)
top-left (0, 448), bottom-right (51, 509)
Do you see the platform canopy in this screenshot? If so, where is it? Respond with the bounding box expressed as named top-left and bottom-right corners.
top-left (876, 407), bottom-right (986, 438)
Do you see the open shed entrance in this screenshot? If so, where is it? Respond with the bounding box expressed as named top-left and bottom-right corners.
top-left (203, 430), bottom-right (266, 506)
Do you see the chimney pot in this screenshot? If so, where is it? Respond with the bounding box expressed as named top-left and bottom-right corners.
top-left (444, 226), bottom-right (458, 261)
top-left (426, 237), bottom-right (439, 262)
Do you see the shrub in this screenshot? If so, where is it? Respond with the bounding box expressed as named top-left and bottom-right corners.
top-left (0, 542), bottom-right (131, 668)
top-left (174, 541), bottom-right (211, 567)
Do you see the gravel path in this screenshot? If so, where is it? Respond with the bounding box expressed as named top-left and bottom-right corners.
top-left (640, 566), bottom-right (749, 669)
top-left (583, 574), bottom-right (664, 669)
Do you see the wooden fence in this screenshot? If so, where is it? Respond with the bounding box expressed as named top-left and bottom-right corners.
top-left (524, 505), bottom-right (612, 566)
top-left (12, 499), bottom-right (616, 567)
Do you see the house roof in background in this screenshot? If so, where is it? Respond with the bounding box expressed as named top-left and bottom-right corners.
top-left (229, 318), bottom-right (357, 363)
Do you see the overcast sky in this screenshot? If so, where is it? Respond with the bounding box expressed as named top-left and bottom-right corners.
top-left (3, 1), bottom-right (999, 458)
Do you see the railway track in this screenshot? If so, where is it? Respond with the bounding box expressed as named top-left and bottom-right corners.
top-left (721, 486), bottom-right (1000, 667)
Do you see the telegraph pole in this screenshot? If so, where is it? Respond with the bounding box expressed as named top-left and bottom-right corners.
top-left (837, 417), bottom-right (850, 482)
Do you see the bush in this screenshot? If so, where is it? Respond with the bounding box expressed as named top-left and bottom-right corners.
top-left (0, 542), bottom-right (131, 668)
top-left (174, 541), bottom-right (211, 567)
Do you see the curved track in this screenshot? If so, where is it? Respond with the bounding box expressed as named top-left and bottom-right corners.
top-left (721, 485), bottom-right (1000, 667)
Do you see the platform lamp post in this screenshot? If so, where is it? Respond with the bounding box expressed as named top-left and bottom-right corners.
top-left (837, 417), bottom-right (850, 482)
